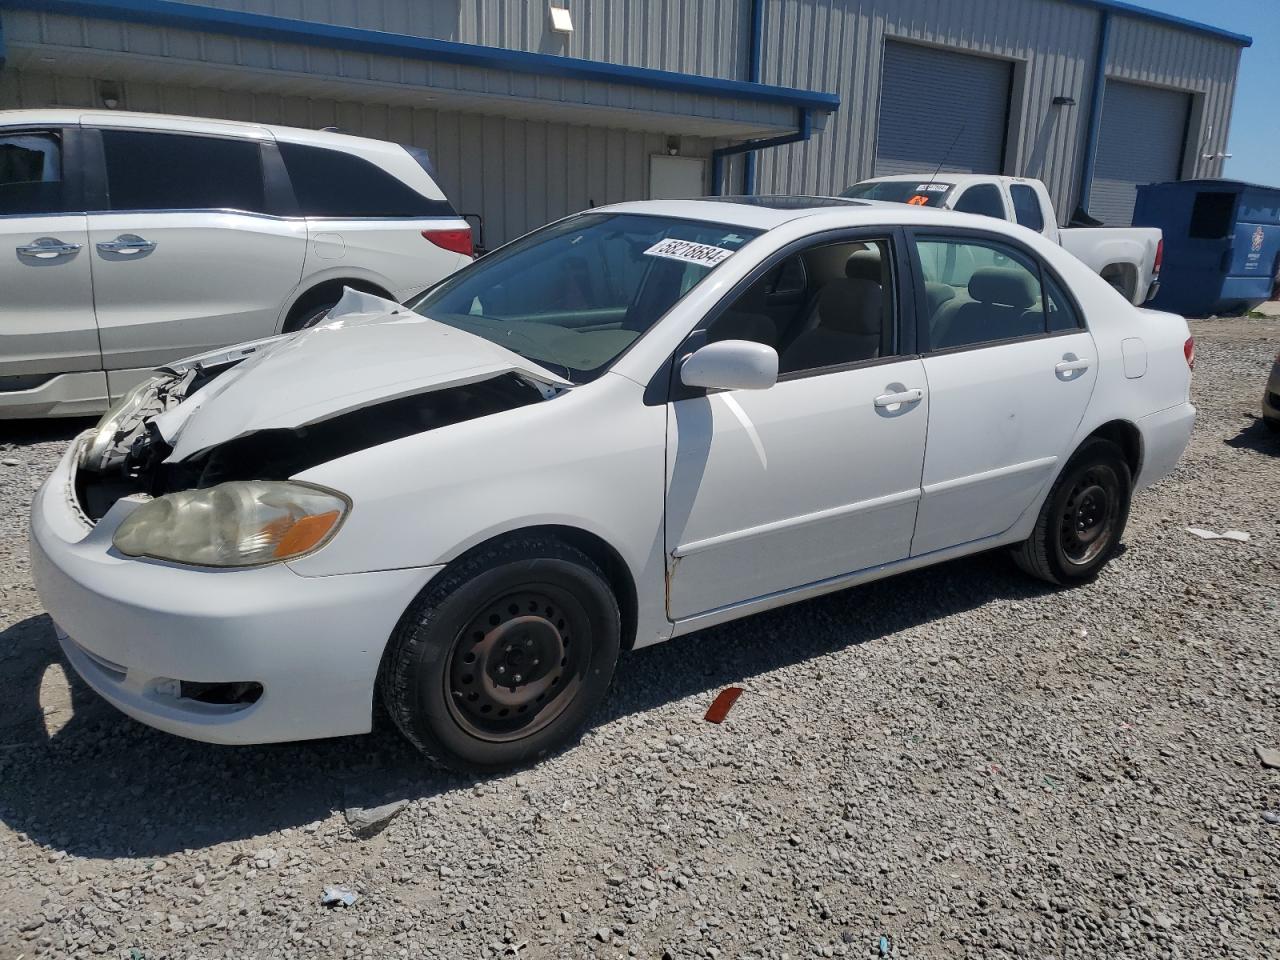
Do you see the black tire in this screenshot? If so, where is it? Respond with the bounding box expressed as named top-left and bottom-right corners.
top-left (379, 537), bottom-right (621, 771)
top-left (283, 302), bottom-right (336, 332)
top-left (1012, 437), bottom-right (1132, 585)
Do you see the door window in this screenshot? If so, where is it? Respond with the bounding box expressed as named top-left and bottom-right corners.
top-left (953, 184), bottom-right (1007, 220)
top-left (100, 130), bottom-right (266, 213)
top-left (278, 142), bottom-right (454, 218)
top-left (0, 132), bottom-right (63, 214)
top-left (704, 238), bottom-right (896, 375)
top-left (1009, 184), bottom-right (1045, 231)
top-left (916, 237), bottom-right (1060, 349)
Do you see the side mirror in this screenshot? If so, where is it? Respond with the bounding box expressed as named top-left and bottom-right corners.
top-left (680, 340), bottom-right (779, 392)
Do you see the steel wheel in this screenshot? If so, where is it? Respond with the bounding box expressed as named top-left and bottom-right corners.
top-left (445, 586), bottom-right (591, 743)
top-left (1058, 465), bottom-right (1121, 566)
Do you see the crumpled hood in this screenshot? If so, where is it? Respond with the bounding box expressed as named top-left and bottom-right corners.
top-left (156, 289), bottom-right (570, 460)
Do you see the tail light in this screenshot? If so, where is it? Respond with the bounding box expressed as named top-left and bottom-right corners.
top-left (1184, 336), bottom-right (1195, 371)
top-left (422, 227), bottom-right (473, 257)
top-left (1153, 238), bottom-right (1164, 276)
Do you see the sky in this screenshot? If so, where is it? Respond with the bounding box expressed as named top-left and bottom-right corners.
top-left (1139, 0), bottom-right (1280, 186)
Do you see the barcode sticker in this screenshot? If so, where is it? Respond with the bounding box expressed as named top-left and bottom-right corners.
top-left (644, 238), bottom-right (736, 267)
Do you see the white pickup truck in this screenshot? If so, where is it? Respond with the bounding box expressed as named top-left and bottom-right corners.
top-left (840, 175), bottom-right (1162, 306)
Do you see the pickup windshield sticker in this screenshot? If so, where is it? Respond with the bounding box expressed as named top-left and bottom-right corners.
top-left (644, 238), bottom-right (736, 267)
top-left (907, 195), bottom-right (930, 206)
top-left (914, 183), bottom-right (950, 192)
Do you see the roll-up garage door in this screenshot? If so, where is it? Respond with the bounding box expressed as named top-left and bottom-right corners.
top-left (875, 42), bottom-right (1013, 177)
top-left (1091, 80), bottom-right (1190, 226)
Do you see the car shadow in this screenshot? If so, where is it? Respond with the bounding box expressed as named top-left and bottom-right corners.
top-left (0, 417), bottom-right (95, 445)
top-left (0, 550), bottom-right (1056, 859)
top-left (1225, 416), bottom-right (1279, 455)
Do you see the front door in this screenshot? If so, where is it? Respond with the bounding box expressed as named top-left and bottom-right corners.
top-left (908, 233), bottom-right (1098, 555)
top-left (0, 127), bottom-right (99, 380)
top-left (87, 126), bottom-right (306, 374)
top-left (664, 234), bottom-right (929, 620)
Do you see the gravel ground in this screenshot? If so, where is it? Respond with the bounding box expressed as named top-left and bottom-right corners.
top-left (1, 317), bottom-right (1277, 960)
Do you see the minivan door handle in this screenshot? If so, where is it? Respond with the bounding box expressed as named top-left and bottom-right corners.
top-left (96, 234), bottom-right (157, 256)
top-left (873, 387), bottom-right (924, 408)
top-left (16, 237), bottom-right (81, 259)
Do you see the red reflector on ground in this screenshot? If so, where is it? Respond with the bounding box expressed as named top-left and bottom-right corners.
top-left (704, 686), bottom-right (744, 724)
top-left (422, 228), bottom-right (473, 257)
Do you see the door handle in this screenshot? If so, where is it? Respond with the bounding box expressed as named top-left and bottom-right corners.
top-left (1055, 356), bottom-right (1092, 380)
top-left (96, 234), bottom-right (157, 256)
top-left (873, 387), bottom-right (924, 408)
top-left (16, 237), bottom-right (81, 259)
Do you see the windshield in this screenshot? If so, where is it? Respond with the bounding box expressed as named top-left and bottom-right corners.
top-left (840, 180), bottom-right (954, 207)
top-left (405, 213), bottom-right (760, 382)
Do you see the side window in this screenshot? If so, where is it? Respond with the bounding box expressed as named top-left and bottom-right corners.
top-left (1043, 272), bottom-right (1083, 332)
top-left (278, 142), bottom-right (454, 218)
top-left (706, 238), bottom-right (896, 375)
top-left (915, 237), bottom-right (1046, 350)
top-left (0, 131), bottom-right (63, 214)
top-left (101, 130), bottom-right (265, 213)
top-left (1010, 184), bottom-right (1045, 232)
top-left (953, 184), bottom-right (1007, 220)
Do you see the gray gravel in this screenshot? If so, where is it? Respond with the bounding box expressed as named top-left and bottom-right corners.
top-left (1, 317), bottom-right (1278, 960)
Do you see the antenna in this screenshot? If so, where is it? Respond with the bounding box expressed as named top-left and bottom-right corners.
top-left (927, 122), bottom-right (967, 186)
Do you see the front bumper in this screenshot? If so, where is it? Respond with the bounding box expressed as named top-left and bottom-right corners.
top-left (29, 435), bottom-right (439, 744)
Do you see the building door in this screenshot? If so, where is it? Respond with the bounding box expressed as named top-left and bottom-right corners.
top-left (875, 42), bottom-right (1013, 177)
top-left (1091, 80), bottom-right (1190, 226)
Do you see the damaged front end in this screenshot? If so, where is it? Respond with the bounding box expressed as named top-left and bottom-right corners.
top-left (75, 339), bottom-right (556, 523)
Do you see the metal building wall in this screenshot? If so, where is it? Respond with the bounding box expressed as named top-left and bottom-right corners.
top-left (0, 68), bottom-right (723, 245)
top-left (179, 0), bottom-right (751, 79)
top-left (752, 0), bottom-right (1241, 216)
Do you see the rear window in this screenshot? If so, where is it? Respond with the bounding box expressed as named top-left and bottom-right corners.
top-left (279, 142), bottom-right (454, 219)
top-left (101, 130), bottom-right (265, 213)
top-left (839, 180), bottom-right (953, 207)
top-left (1010, 183), bottom-right (1045, 232)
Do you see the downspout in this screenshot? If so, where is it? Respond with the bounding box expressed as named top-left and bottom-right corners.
top-left (741, 0), bottom-right (765, 194)
top-left (711, 108), bottom-right (812, 196)
top-left (1076, 9), bottom-right (1112, 217)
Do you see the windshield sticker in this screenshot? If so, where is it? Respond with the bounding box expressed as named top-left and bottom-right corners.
top-left (644, 238), bottom-right (736, 267)
top-left (914, 183), bottom-right (950, 192)
top-left (907, 195), bottom-right (930, 206)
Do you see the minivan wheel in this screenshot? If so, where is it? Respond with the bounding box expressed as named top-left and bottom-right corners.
top-left (283, 302), bottom-right (336, 332)
top-left (1012, 437), bottom-right (1132, 585)
top-left (379, 537), bottom-right (621, 771)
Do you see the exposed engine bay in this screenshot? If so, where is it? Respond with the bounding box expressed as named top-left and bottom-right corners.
top-left (75, 344), bottom-right (550, 522)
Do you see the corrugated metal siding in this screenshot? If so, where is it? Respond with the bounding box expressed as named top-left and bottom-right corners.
top-left (0, 69), bottom-right (721, 245)
top-left (754, 0), bottom-right (1238, 219)
top-left (178, 0), bottom-right (750, 80)
top-left (1091, 80), bottom-right (1190, 226)
top-left (874, 41), bottom-right (1012, 176)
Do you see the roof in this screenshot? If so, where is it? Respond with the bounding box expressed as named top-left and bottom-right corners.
top-left (0, 0), bottom-right (842, 112)
top-left (1073, 0), bottom-right (1251, 47)
top-left (590, 197), bottom-right (969, 232)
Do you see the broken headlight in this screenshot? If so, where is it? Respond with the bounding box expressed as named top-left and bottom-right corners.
top-left (80, 376), bottom-right (169, 473)
top-left (112, 481), bottom-right (349, 567)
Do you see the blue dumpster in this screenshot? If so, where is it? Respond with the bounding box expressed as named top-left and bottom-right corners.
top-left (1133, 179), bottom-right (1280, 316)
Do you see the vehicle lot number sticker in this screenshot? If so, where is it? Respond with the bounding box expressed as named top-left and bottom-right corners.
top-left (644, 238), bottom-right (735, 267)
top-left (914, 183), bottom-right (949, 192)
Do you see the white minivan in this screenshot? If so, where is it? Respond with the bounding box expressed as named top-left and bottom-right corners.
top-left (0, 110), bottom-right (473, 418)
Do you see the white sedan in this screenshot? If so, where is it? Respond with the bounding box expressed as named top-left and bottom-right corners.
top-left (30, 198), bottom-right (1197, 770)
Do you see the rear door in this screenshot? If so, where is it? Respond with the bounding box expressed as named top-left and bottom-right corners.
top-left (0, 125), bottom-right (99, 380)
top-left (908, 231), bottom-right (1097, 555)
top-left (85, 123), bottom-right (306, 379)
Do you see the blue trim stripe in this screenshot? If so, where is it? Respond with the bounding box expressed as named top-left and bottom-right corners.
top-left (1069, 0), bottom-right (1251, 47)
top-left (0, 0), bottom-right (842, 111)
top-left (1078, 10), bottom-right (1112, 212)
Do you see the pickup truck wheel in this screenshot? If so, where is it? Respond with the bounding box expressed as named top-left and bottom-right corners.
top-left (380, 537), bottom-right (621, 772)
top-left (1012, 438), bottom-right (1132, 585)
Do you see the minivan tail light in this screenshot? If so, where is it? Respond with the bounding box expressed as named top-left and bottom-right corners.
top-left (1153, 238), bottom-right (1164, 276)
top-left (1184, 336), bottom-right (1195, 372)
top-left (422, 227), bottom-right (473, 257)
